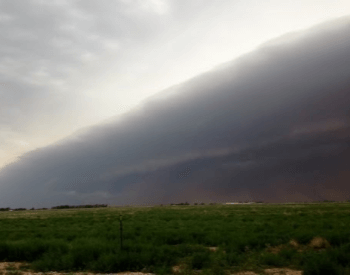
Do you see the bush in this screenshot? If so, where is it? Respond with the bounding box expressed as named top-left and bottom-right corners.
top-left (260, 253), bottom-right (286, 267)
top-left (191, 251), bottom-right (211, 269)
top-left (303, 253), bottom-right (342, 275)
top-left (327, 245), bottom-right (350, 267)
top-left (279, 248), bottom-right (297, 261)
top-left (225, 252), bottom-right (241, 266)
top-left (208, 254), bottom-right (227, 275)
top-left (0, 242), bottom-right (9, 259)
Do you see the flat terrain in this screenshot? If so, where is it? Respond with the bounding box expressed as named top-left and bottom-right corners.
top-left (0, 203), bottom-right (350, 274)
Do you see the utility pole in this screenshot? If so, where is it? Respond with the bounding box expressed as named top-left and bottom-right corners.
top-left (119, 214), bottom-right (123, 250)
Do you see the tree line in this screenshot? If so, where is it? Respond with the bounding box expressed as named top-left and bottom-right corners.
top-left (0, 204), bottom-right (108, 211)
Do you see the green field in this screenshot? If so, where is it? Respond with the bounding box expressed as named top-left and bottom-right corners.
top-left (0, 203), bottom-right (350, 274)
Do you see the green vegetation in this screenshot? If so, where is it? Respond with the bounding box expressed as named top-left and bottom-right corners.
top-left (0, 203), bottom-right (350, 274)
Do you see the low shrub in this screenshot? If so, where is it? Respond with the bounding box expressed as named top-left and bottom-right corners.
top-left (303, 253), bottom-right (342, 275)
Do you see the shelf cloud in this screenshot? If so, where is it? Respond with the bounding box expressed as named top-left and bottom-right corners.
top-left (0, 16), bottom-right (350, 207)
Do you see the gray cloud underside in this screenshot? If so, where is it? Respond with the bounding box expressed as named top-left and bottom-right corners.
top-left (0, 0), bottom-right (224, 153)
top-left (1, 16), bottom-right (350, 207)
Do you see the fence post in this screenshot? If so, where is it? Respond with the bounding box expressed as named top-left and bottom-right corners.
top-left (120, 214), bottom-right (123, 250)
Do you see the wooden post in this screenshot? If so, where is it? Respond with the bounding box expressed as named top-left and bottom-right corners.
top-left (119, 214), bottom-right (123, 250)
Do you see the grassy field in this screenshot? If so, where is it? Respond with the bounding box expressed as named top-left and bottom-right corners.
top-left (0, 203), bottom-right (350, 274)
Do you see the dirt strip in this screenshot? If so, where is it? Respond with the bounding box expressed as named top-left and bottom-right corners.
top-left (0, 262), bottom-right (154, 275)
top-left (0, 262), bottom-right (303, 275)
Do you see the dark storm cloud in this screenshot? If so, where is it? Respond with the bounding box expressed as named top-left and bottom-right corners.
top-left (1, 16), bottom-right (350, 207)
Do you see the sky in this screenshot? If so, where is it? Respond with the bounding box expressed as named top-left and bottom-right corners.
top-left (0, 1), bottom-right (350, 208)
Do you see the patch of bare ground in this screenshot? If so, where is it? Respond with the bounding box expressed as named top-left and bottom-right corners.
top-left (208, 247), bottom-right (218, 252)
top-left (172, 264), bottom-right (186, 274)
top-left (266, 244), bottom-right (284, 254)
top-left (171, 265), bottom-right (303, 275)
top-left (288, 240), bottom-right (299, 249)
top-left (267, 237), bottom-right (330, 254)
top-left (264, 268), bottom-right (302, 275)
top-left (233, 269), bottom-right (302, 275)
top-left (0, 262), bottom-right (154, 275)
top-left (172, 264), bottom-right (204, 275)
top-left (308, 237), bottom-right (330, 249)
top-left (233, 272), bottom-right (257, 275)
